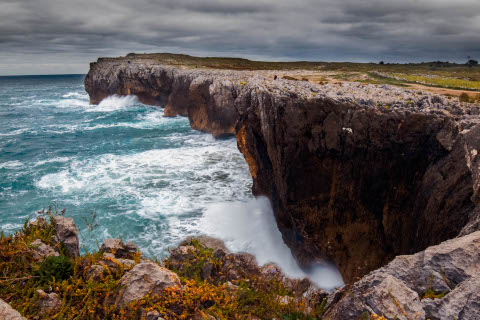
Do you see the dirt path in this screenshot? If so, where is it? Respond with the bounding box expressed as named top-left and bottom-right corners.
top-left (402, 83), bottom-right (480, 97)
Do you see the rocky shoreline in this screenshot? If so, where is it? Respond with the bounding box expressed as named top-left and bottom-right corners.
top-left (85, 56), bottom-right (480, 283)
top-left (1, 213), bottom-right (479, 319)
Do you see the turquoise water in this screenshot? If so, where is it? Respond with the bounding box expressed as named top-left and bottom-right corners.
top-left (0, 74), bottom-right (252, 257)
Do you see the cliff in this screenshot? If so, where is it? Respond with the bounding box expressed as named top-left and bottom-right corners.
top-left (85, 55), bottom-right (480, 284)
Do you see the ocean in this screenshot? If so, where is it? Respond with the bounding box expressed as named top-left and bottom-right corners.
top-left (0, 74), bottom-right (342, 289)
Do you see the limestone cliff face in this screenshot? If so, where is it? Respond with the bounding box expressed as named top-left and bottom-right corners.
top-left (85, 57), bottom-right (480, 283)
top-left (85, 58), bottom-right (241, 137)
top-left (235, 91), bottom-right (479, 283)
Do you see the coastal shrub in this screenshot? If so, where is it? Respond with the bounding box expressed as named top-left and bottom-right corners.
top-left (36, 255), bottom-right (74, 284)
top-left (421, 273), bottom-right (449, 300)
top-left (1, 211), bottom-right (324, 320)
top-left (459, 92), bottom-right (470, 102)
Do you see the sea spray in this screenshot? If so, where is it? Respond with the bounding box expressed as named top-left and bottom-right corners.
top-left (90, 94), bottom-right (139, 112)
top-left (199, 197), bottom-right (344, 290)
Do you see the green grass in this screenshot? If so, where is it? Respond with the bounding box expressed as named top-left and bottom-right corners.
top-left (390, 73), bottom-right (480, 90)
top-left (99, 53), bottom-right (480, 94)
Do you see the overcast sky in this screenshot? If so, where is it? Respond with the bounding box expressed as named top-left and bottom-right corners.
top-left (1, 0), bottom-right (480, 75)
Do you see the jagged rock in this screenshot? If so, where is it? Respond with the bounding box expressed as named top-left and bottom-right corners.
top-left (53, 216), bottom-right (79, 258)
top-left (117, 262), bottom-right (181, 305)
top-left (100, 238), bottom-right (137, 258)
top-left (101, 238), bottom-right (123, 253)
top-left (0, 299), bottom-right (26, 320)
top-left (125, 241), bottom-right (138, 254)
top-left (30, 239), bottom-right (59, 259)
top-left (36, 289), bottom-right (60, 316)
top-left (421, 275), bottom-right (480, 320)
top-left (323, 231), bottom-right (480, 319)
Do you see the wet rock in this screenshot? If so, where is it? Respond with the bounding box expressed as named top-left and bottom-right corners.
top-left (0, 299), bottom-right (26, 320)
top-left (30, 239), bottom-right (59, 260)
top-left (53, 216), bottom-right (79, 258)
top-left (118, 262), bottom-right (181, 305)
top-left (36, 289), bottom-right (60, 316)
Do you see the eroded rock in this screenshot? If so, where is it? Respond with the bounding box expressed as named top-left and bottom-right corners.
top-left (53, 216), bottom-right (79, 258)
top-left (323, 231), bottom-right (480, 319)
top-left (30, 239), bottom-right (59, 260)
top-left (36, 289), bottom-right (61, 316)
top-left (117, 262), bottom-right (181, 305)
top-left (100, 238), bottom-right (137, 258)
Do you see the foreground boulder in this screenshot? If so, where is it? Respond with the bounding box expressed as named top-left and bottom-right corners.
top-left (53, 216), bottom-right (79, 257)
top-left (117, 262), bottom-right (182, 305)
top-left (323, 231), bottom-right (480, 319)
top-left (0, 299), bottom-right (26, 320)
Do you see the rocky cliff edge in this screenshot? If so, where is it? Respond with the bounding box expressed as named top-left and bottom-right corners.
top-left (85, 56), bottom-right (480, 286)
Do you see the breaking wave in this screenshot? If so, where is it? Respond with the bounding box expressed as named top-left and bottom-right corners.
top-left (199, 197), bottom-right (344, 290)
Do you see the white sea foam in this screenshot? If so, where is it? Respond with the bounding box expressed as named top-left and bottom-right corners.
top-left (62, 92), bottom-right (88, 98)
top-left (83, 111), bottom-right (180, 131)
top-left (0, 223), bottom-right (23, 233)
top-left (86, 95), bottom-right (139, 112)
top-left (33, 157), bottom-right (71, 167)
top-left (35, 134), bottom-right (251, 253)
top-left (53, 98), bottom-right (90, 109)
top-left (198, 197), bottom-right (344, 290)
top-left (0, 128), bottom-right (29, 137)
top-left (0, 160), bottom-right (24, 169)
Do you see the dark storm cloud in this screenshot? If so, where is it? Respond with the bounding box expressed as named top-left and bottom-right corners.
top-left (1, 0), bottom-right (479, 74)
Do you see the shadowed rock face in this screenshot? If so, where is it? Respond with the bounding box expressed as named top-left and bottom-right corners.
top-left (235, 93), bottom-right (478, 283)
top-left (324, 231), bottom-right (480, 320)
top-left (85, 57), bottom-right (480, 283)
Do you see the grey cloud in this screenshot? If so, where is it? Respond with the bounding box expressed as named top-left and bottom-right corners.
top-left (0, 0), bottom-right (479, 75)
